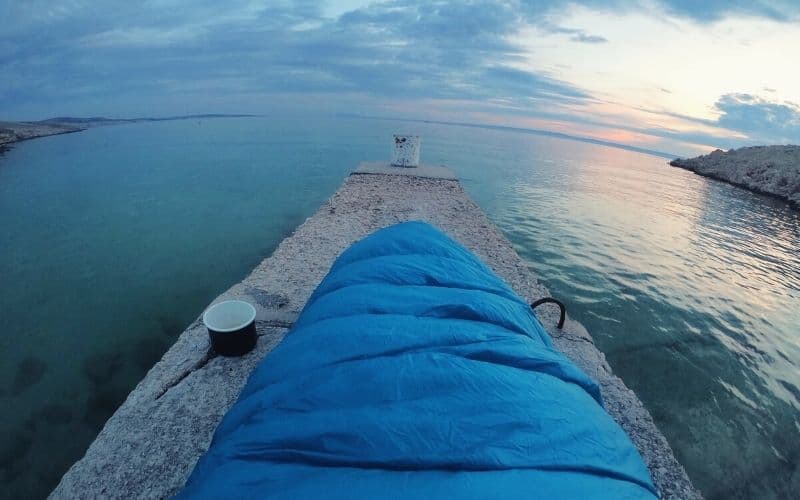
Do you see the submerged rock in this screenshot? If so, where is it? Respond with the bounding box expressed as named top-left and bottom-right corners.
top-left (132, 337), bottom-right (169, 370)
top-left (157, 314), bottom-right (185, 337)
top-left (23, 404), bottom-right (75, 438)
top-left (83, 387), bottom-right (127, 429)
top-left (12, 356), bottom-right (47, 395)
top-left (81, 351), bottom-right (124, 386)
top-left (37, 404), bottom-right (74, 426)
top-left (0, 430), bottom-right (33, 470)
top-left (670, 145), bottom-right (800, 206)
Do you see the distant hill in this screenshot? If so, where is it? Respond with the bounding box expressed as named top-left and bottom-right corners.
top-left (37, 114), bottom-right (257, 127)
top-left (0, 114), bottom-right (257, 153)
top-left (670, 146), bottom-right (800, 206)
top-left (0, 121), bottom-right (83, 152)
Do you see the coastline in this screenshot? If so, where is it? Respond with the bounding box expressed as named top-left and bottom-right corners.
top-left (0, 114), bottom-right (258, 155)
top-left (670, 146), bottom-right (800, 207)
top-left (51, 164), bottom-right (700, 499)
top-left (0, 122), bottom-right (85, 154)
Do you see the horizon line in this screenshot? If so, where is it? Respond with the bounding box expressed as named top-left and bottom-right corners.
top-left (339, 113), bottom-right (679, 160)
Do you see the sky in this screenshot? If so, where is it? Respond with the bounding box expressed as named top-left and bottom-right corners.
top-left (1, 0), bottom-right (799, 156)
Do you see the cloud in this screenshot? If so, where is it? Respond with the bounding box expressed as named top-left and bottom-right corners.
top-left (633, 93), bottom-right (800, 148)
top-left (480, 66), bottom-right (590, 101)
top-left (79, 27), bottom-right (202, 48)
top-left (538, 22), bottom-right (609, 43)
top-left (516, 0), bottom-right (800, 23)
top-left (0, 0), bottom-right (603, 118)
top-left (570, 32), bottom-right (608, 43)
top-left (714, 93), bottom-right (800, 143)
top-left (1, 0), bottom-right (798, 156)
top-left (654, 0), bottom-right (800, 22)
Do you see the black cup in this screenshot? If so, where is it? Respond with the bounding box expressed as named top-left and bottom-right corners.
top-left (202, 300), bottom-right (257, 357)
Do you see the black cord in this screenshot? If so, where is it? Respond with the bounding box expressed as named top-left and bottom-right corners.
top-left (531, 298), bottom-right (565, 329)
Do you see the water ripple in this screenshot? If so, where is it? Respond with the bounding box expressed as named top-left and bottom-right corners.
top-left (454, 132), bottom-right (800, 500)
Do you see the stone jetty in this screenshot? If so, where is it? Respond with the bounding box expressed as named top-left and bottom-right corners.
top-left (51, 163), bottom-right (701, 499)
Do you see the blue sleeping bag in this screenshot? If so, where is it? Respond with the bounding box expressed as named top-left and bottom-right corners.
top-left (179, 221), bottom-right (657, 499)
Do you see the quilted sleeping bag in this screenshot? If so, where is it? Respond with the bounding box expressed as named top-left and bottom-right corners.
top-left (178, 221), bottom-right (657, 499)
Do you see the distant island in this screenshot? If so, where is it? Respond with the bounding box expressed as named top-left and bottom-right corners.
top-left (670, 146), bottom-right (800, 206)
top-left (0, 114), bottom-right (257, 154)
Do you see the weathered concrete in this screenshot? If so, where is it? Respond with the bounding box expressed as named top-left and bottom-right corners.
top-left (355, 161), bottom-right (458, 179)
top-left (52, 166), bottom-right (701, 499)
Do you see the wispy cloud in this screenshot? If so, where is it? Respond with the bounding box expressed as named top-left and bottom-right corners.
top-left (631, 92), bottom-right (800, 149)
top-left (570, 32), bottom-right (608, 43)
top-left (79, 27), bottom-right (202, 48)
top-left (655, 0), bottom-right (800, 22)
top-left (714, 93), bottom-right (800, 143)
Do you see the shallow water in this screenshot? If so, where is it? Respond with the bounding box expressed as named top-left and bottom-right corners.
top-left (0, 116), bottom-right (797, 499)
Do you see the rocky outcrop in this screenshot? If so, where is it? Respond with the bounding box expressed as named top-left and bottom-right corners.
top-left (670, 145), bottom-right (800, 206)
top-left (1, 115), bottom-right (256, 154)
top-left (0, 121), bottom-right (84, 153)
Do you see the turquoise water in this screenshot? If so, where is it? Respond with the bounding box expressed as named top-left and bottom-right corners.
top-left (1, 116), bottom-right (798, 499)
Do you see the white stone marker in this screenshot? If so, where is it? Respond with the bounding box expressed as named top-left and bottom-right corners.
top-left (391, 134), bottom-right (420, 167)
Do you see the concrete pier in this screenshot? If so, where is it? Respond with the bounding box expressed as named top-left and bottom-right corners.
top-left (52, 164), bottom-right (700, 499)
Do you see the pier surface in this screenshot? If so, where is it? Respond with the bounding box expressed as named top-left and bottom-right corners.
top-left (52, 164), bottom-right (700, 499)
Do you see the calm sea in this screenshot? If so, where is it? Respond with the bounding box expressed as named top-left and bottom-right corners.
top-left (0, 116), bottom-right (797, 499)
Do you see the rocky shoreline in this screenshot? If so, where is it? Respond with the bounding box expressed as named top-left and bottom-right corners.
top-left (670, 145), bottom-right (800, 206)
top-left (0, 121), bottom-right (85, 154)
